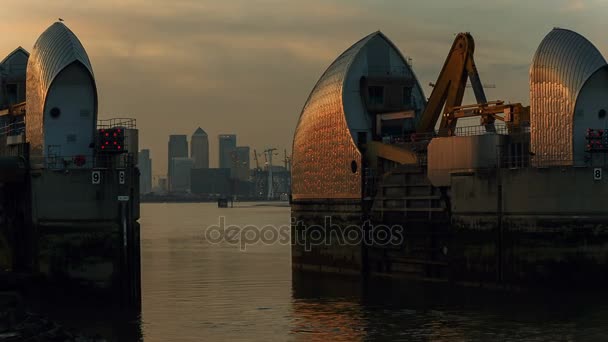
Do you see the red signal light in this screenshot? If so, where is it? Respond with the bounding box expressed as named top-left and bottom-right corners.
top-left (98, 128), bottom-right (125, 153)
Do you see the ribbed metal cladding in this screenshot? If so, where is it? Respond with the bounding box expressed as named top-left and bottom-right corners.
top-left (25, 22), bottom-right (96, 157)
top-left (292, 31), bottom-right (425, 200)
top-left (530, 28), bottom-right (606, 165)
top-left (291, 34), bottom-right (377, 200)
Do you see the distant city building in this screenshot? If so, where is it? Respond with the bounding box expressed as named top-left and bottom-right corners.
top-left (168, 135), bottom-right (188, 191)
top-left (157, 177), bottom-right (168, 194)
top-left (138, 149), bottom-right (152, 194)
top-left (253, 166), bottom-right (291, 199)
top-left (191, 168), bottom-right (231, 195)
top-left (191, 127), bottom-right (209, 169)
top-left (234, 146), bottom-right (250, 181)
top-left (0, 46), bottom-right (28, 110)
top-left (171, 157), bottom-right (194, 193)
top-left (218, 134), bottom-right (236, 173)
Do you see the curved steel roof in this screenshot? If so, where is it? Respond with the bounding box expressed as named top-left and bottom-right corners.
top-left (291, 33), bottom-right (372, 200)
top-left (1, 46), bottom-right (29, 65)
top-left (25, 22), bottom-right (97, 157)
top-left (530, 28), bottom-right (607, 163)
top-left (292, 31), bottom-right (423, 200)
top-left (27, 22), bottom-right (94, 95)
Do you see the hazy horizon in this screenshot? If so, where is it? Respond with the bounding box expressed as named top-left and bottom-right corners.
top-left (1, 0), bottom-right (606, 178)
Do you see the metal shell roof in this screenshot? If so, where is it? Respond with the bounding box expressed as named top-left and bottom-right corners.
top-left (292, 31), bottom-right (423, 200)
top-left (530, 28), bottom-right (607, 164)
top-left (1, 46), bottom-right (29, 66)
top-left (291, 33), bottom-right (371, 200)
top-left (25, 22), bottom-right (96, 157)
top-left (27, 22), bottom-right (94, 95)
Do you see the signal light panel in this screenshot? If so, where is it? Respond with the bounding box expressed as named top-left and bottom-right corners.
top-left (585, 128), bottom-right (608, 152)
top-left (97, 128), bottom-right (126, 153)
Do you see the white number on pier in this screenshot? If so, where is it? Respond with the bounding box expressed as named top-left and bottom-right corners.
top-left (92, 170), bottom-right (101, 184)
top-left (594, 168), bottom-right (602, 180)
top-left (118, 170), bottom-right (125, 184)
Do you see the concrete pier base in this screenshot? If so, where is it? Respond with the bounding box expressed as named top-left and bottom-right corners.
top-left (292, 167), bottom-right (608, 289)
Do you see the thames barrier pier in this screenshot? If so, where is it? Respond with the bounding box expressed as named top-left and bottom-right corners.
top-left (291, 29), bottom-right (608, 288)
top-left (0, 22), bottom-right (140, 304)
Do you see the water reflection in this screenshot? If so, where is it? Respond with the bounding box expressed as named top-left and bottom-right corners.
top-left (24, 296), bottom-right (143, 342)
top-left (24, 203), bottom-right (608, 341)
top-left (292, 270), bottom-right (608, 341)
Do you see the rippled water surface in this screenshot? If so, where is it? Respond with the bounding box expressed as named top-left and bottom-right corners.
top-left (44, 202), bottom-right (608, 341)
top-left (136, 203), bottom-right (608, 342)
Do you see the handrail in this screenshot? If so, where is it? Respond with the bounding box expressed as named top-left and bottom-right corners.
top-left (97, 118), bottom-right (136, 130)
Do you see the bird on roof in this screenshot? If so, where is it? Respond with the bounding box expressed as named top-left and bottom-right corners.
top-left (58, 18), bottom-right (64, 22)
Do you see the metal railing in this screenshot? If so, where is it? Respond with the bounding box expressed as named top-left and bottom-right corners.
top-left (0, 120), bottom-right (25, 136)
top-left (1, 123), bottom-right (24, 137)
top-left (30, 153), bottom-right (136, 170)
top-left (380, 124), bottom-right (531, 146)
top-left (501, 154), bottom-right (608, 169)
top-left (97, 118), bottom-right (136, 130)
top-left (377, 123), bottom-right (608, 171)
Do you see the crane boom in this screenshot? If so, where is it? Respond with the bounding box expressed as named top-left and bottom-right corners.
top-left (416, 32), bottom-right (491, 134)
top-left (253, 149), bottom-right (260, 170)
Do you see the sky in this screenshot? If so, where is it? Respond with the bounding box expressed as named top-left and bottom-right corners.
top-left (0, 0), bottom-right (606, 177)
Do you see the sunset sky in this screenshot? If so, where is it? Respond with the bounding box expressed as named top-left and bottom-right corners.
top-left (0, 0), bottom-right (606, 177)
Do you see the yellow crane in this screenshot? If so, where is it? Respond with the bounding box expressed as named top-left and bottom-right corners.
top-left (367, 32), bottom-right (529, 169)
top-left (417, 32), bottom-right (528, 136)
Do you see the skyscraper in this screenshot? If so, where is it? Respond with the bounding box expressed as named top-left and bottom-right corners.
top-left (191, 127), bottom-right (209, 169)
top-left (168, 135), bottom-right (188, 192)
top-left (218, 134), bottom-right (236, 173)
top-left (171, 157), bottom-right (194, 193)
top-left (235, 146), bottom-right (250, 181)
top-left (138, 149), bottom-right (152, 194)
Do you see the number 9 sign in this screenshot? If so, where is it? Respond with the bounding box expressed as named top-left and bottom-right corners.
top-left (92, 170), bottom-right (101, 184)
top-left (119, 170), bottom-right (125, 185)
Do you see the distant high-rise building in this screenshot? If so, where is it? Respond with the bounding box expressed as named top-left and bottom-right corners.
top-left (191, 127), bottom-right (209, 169)
top-left (191, 168), bottom-right (231, 195)
top-left (218, 134), bottom-right (237, 173)
top-left (138, 149), bottom-right (152, 194)
top-left (168, 135), bottom-right (188, 191)
top-left (235, 146), bottom-right (250, 181)
top-left (157, 177), bottom-right (168, 194)
top-left (171, 157), bottom-right (194, 193)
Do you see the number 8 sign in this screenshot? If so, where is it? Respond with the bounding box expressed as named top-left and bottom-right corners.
top-left (594, 168), bottom-right (602, 181)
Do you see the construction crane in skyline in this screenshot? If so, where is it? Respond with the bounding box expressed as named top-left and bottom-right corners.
top-left (264, 148), bottom-right (278, 200)
top-left (283, 149), bottom-right (291, 171)
top-left (253, 149), bottom-right (261, 171)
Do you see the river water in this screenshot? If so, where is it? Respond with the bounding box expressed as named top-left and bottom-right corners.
top-left (45, 203), bottom-right (608, 341)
